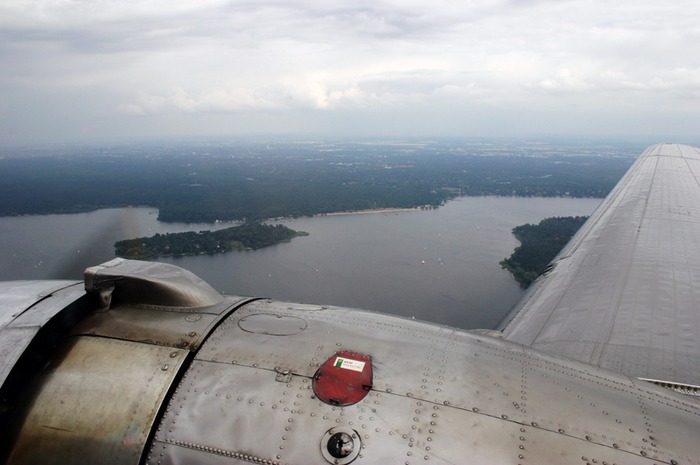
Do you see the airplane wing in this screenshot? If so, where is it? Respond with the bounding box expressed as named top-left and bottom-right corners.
top-left (500, 143), bottom-right (700, 392)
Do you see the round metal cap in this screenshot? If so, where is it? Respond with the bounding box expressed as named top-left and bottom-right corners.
top-left (321, 427), bottom-right (361, 464)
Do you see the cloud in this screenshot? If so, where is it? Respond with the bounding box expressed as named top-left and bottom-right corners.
top-left (1, 0), bottom-right (700, 144)
top-left (119, 86), bottom-right (289, 114)
top-left (538, 68), bottom-right (595, 93)
top-left (117, 103), bottom-right (146, 116)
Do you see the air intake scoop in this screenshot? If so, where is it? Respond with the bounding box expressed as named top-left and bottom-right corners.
top-left (85, 258), bottom-right (224, 310)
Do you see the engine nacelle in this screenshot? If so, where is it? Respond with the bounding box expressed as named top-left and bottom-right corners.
top-left (1, 259), bottom-right (699, 464)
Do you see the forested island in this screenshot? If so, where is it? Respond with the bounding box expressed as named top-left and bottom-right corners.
top-left (500, 216), bottom-right (589, 287)
top-left (114, 222), bottom-right (308, 259)
top-left (0, 138), bottom-right (636, 223)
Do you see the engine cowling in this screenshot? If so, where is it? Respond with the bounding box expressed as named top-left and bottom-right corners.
top-left (2, 259), bottom-right (699, 465)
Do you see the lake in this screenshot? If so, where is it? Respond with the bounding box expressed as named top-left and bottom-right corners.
top-left (0, 196), bottom-right (601, 329)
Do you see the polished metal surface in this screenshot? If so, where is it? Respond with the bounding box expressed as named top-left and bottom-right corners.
top-left (85, 258), bottom-right (225, 309)
top-left (147, 299), bottom-right (700, 464)
top-left (2, 259), bottom-right (248, 465)
top-left (321, 427), bottom-right (362, 464)
top-left (5, 336), bottom-right (189, 465)
top-left (0, 282), bottom-right (84, 400)
top-left (0, 282), bottom-right (83, 376)
top-left (0, 280), bottom-right (79, 329)
top-left (502, 144), bottom-right (700, 387)
top-left (77, 258), bottom-right (249, 349)
top-left (71, 297), bottom-right (247, 350)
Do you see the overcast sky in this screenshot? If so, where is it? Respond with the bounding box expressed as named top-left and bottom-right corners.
top-left (1, 0), bottom-right (699, 145)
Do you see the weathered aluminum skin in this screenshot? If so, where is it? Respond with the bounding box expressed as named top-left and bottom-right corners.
top-left (0, 281), bottom-right (79, 329)
top-left (85, 258), bottom-right (225, 309)
top-left (148, 299), bottom-right (700, 465)
top-left (76, 258), bottom-right (248, 350)
top-left (1, 261), bottom-right (249, 465)
top-left (0, 281), bottom-right (83, 397)
top-left (6, 336), bottom-right (190, 465)
top-left (502, 144), bottom-right (700, 388)
top-left (71, 296), bottom-right (246, 350)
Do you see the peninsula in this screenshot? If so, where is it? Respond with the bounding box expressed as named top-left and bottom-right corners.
top-left (114, 222), bottom-right (308, 260)
top-left (500, 216), bottom-right (588, 288)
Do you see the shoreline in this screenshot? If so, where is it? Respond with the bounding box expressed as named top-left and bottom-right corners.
top-left (320, 207), bottom-right (427, 217)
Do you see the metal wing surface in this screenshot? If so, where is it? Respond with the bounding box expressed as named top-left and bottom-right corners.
top-left (501, 143), bottom-right (700, 390)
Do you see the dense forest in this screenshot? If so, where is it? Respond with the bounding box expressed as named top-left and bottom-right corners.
top-left (114, 222), bottom-right (308, 259)
top-left (500, 216), bottom-right (589, 287)
top-left (0, 139), bottom-right (635, 223)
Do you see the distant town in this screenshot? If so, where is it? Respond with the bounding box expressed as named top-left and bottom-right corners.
top-left (0, 137), bottom-right (640, 285)
top-left (0, 137), bottom-right (636, 223)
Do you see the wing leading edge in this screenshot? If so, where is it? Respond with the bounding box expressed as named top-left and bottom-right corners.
top-left (501, 143), bottom-right (700, 389)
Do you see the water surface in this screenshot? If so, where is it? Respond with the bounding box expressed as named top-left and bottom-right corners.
top-left (0, 197), bottom-right (600, 329)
